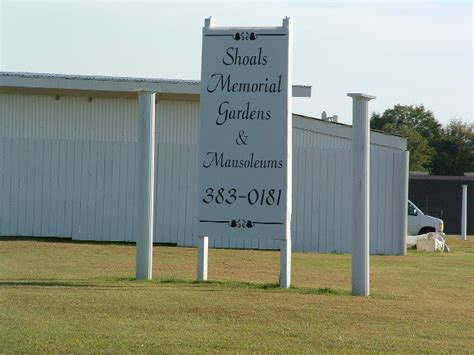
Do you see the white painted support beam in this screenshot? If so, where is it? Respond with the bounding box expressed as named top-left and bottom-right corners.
top-left (461, 185), bottom-right (467, 240)
top-left (197, 236), bottom-right (209, 281)
top-left (204, 16), bottom-right (215, 28)
top-left (197, 20), bottom-right (212, 283)
top-left (348, 92), bottom-right (375, 297)
top-left (399, 150), bottom-right (410, 255)
top-left (280, 238), bottom-right (291, 288)
top-left (280, 15), bottom-right (292, 290)
top-left (136, 92), bottom-right (156, 280)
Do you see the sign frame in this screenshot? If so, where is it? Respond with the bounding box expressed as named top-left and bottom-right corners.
top-left (196, 17), bottom-right (293, 288)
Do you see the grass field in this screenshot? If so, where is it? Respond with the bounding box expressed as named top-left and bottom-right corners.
top-left (1, 236), bottom-right (473, 353)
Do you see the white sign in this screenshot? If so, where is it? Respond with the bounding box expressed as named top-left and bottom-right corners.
top-left (197, 19), bottom-right (292, 240)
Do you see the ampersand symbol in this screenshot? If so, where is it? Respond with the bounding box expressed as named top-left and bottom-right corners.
top-left (236, 130), bottom-right (248, 146)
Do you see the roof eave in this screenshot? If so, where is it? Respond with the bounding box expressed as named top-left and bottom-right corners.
top-left (0, 72), bottom-right (312, 97)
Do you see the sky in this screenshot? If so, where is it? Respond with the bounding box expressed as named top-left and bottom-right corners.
top-left (0, 0), bottom-right (472, 126)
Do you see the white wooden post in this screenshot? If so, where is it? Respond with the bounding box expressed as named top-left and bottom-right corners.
top-left (280, 238), bottom-right (291, 288)
top-left (136, 92), bottom-right (156, 280)
top-left (348, 93), bottom-right (375, 297)
top-left (399, 151), bottom-right (410, 256)
top-left (197, 236), bottom-right (209, 281)
top-left (461, 184), bottom-right (467, 240)
top-left (195, 18), bottom-right (213, 284)
top-left (205, 16), bottom-right (215, 28)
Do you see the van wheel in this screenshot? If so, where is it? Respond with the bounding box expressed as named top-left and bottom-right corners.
top-left (418, 227), bottom-right (435, 235)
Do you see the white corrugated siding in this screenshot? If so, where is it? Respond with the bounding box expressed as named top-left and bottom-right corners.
top-left (0, 93), bottom-right (138, 241)
top-left (0, 93), bottom-right (137, 141)
top-left (294, 128), bottom-right (350, 149)
top-left (289, 146), bottom-right (407, 254)
top-left (154, 100), bottom-right (199, 246)
top-left (0, 92), bottom-right (407, 254)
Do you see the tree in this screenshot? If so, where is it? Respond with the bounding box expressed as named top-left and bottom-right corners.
top-left (371, 104), bottom-right (441, 172)
top-left (381, 124), bottom-right (435, 172)
top-left (371, 104), bottom-right (442, 142)
top-left (431, 119), bottom-right (474, 175)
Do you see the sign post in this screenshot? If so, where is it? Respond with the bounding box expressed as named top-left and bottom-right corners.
top-left (197, 17), bottom-right (293, 288)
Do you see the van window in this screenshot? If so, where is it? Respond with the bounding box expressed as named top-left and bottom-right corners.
top-left (408, 202), bottom-right (417, 216)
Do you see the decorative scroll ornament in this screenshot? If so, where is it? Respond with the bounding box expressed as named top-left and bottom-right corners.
top-left (233, 32), bottom-right (257, 41)
top-left (229, 219), bottom-right (254, 228)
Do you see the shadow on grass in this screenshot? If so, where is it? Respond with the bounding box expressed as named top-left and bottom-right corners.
top-left (1, 277), bottom-right (399, 299)
top-left (153, 277), bottom-right (351, 296)
top-left (0, 278), bottom-right (400, 299)
top-left (0, 236), bottom-right (133, 246)
top-left (0, 236), bottom-right (176, 247)
top-left (0, 276), bottom-right (350, 296)
top-left (0, 279), bottom-right (130, 289)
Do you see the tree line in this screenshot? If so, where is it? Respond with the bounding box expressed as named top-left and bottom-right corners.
top-left (370, 104), bottom-right (473, 175)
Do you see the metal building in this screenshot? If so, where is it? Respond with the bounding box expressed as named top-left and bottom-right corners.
top-left (409, 174), bottom-right (473, 235)
top-left (0, 72), bottom-right (408, 254)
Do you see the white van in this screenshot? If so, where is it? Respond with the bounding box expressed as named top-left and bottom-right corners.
top-left (408, 200), bottom-right (444, 235)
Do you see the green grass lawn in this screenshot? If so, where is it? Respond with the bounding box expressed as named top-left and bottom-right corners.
top-left (1, 236), bottom-right (473, 353)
